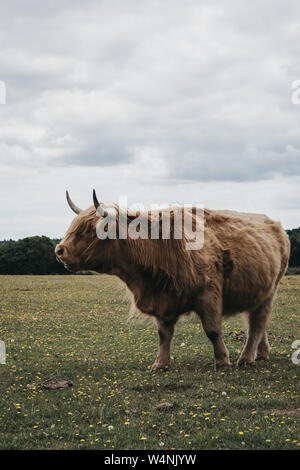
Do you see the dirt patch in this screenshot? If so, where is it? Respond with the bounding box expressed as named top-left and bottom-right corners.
top-left (13, 288), bottom-right (32, 291)
top-left (154, 402), bottom-right (176, 411)
top-left (42, 379), bottom-right (73, 390)
top-left (264, 408), bottom-right (300, 417)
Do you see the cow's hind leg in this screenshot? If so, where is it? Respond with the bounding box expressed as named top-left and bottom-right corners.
top-left (196, 293), bottom-right (231, 370)
top-left (237, 296), bottom-right (273, 367)
top-left (256, 331), bottom-right (270, 361)
top-left (151, 318), bottom-right (176, 371)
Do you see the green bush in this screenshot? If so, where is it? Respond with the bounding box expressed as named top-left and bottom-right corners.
top-left (286, 227), bottom-right (300, 267)
top-left (0, 236), bottom-right (67, 275)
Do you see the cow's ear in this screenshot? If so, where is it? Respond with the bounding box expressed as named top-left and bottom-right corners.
top-left (127, 212), bottom-right (139, 222)
top-left (223, 249), bottom-right (234, 276)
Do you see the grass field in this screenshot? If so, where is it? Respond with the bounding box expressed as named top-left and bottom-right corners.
top-left (0, 274), bottom-right (299, 450)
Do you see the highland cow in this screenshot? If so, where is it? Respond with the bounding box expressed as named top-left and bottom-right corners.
top-left (55, 190), bottom-right (290, 370)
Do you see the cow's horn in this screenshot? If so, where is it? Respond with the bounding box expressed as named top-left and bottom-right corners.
top-left (93, 189), bottom-right (108, 217)
top-left (93, 189), bottom-right (100, 209)
top-left (66, 191), bottom-right (82, 215)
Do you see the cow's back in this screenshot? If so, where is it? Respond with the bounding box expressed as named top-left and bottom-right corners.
top-left (203, 209), bottom-right (290, 315)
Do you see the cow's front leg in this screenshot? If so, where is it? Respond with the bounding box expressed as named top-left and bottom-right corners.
top-left (151, 318), bottom-right (175, 371)
top-left (196, 291), bottom-right (231, 370)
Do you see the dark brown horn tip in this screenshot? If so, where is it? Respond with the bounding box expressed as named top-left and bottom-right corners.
top-left (93, 189), bottom-right (100, 209)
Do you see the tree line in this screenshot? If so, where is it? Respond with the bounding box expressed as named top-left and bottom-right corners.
top-left (286, 227), bottom-right (300, 269)
top-left (0, 236), bottom-right (67, 275)
top-left (0, 229), bottom-right (299, 275)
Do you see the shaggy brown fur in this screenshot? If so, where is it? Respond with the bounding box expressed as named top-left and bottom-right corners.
top-left (56, 203), bottom-right (290, 370)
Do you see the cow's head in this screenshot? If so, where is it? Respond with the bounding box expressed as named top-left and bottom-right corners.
top-left (55, 190), bottom-right (110, 272)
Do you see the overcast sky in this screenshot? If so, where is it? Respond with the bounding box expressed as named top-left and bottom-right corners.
top-left (0, 0), bottom-right (299, 239)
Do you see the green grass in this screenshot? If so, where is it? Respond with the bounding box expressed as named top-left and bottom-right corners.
top-left (0, 274), bottom-right (299, 450)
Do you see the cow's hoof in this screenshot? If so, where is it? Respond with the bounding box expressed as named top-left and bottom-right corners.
top-left (256, 354), bottom-right (269, 361)
top-left (237, 357), bottom-right (255, 367)
top-left (216, 362), bottom-right (232, 371)
top-left (150, 363), bottom-right (170, 372)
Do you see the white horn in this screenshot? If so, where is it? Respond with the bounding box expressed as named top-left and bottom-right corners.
top-left (66, 191), bottom-right (82, 215)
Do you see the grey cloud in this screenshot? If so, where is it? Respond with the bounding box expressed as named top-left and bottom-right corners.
top-left (1, 0), bottom-right (300, 181)
top-left (0, 0), bottom-right (300, 239)
top-left (168, 145), bottom-right (300, 182)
